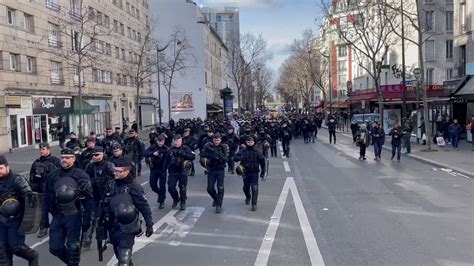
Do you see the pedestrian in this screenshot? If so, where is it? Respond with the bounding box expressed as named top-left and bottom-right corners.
top-left (389, 123), bottom-right (403, 162)
top-left (57, 127), bottom-right (67, 149)
top-left (99, 156), bottom-right (154, 265)
top-left (401, 117), bottom-right (413, 154)
top-left (0, 155), bottom-right (39, 266)
top-left (162, 135), bottom-right (196, 210)
top-left (200, 133), bottom-right (229, 213)
top-left (370, 122), bottom-right (385, 160)
top-left (327, 115), bottom-right (337, 144)
top-left (42, 148), bottom-right (94, 266)
top-left (234, 136), bottom-right (266, 211)
top-left (29, 142), bottom-right (61, 238)
top-left (448, 119), bottom-right (463, 150)
top-left (350, 120), bottom-right (359, 143)
top-left (355, 124), bottom-right (370, 160)
top-left (143, 134), bottom-right (168, 209)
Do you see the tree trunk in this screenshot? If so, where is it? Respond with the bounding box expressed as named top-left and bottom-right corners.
top-left (135, 82), bottom-right (140, 131)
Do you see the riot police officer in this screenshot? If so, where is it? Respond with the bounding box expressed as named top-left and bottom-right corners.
top-left (182, 128), bottom-right (198, 176)
top-left (256, 128), bottom-right (272, 158)
top-left (78, 137), bottom-right (96, 169)
top-left (199, 127), bottom-right (214, 152)
top-left (123, 129), bottom-right (145, 177)
top-left (200, 133), bottom-right (229, 213)
top-left (65, 132), bottom-right (82, 150)
top-left (82, 146), bottom-right (115, 249)
top-left (280, 123), bottom-right (292, 158)
top-left (144, 134), bottom-right (168, 209)
top-left (29, 142), bottom-right (61, 238)
top-left (102, 127), bottom-right (123, 158)
top-left (109, 144), bottom-right (137, 179)
top-left (0, 155), bottom-right (39, 266)
top-left (100, 156), bottom-right (154, 266)
top-left (234, 136), bottom-right (266, 211)
top-left (268, 124), bottom-right (279, 157)
top-left (222, 125), bottom-right (239, 174)
top-left (163, 135), bottom-right (195, 210)
top-left (42, 148), bottom-right (94, 266)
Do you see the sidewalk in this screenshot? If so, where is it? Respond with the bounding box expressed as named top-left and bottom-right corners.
top-left (3, 128), bottom-right (152, 174)
top-left (322, 125), bottom-right (474, 178)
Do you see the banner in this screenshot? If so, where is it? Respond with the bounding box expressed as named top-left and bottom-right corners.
top-left (171, 93), bottom-right (193, 111)
top-left (383, 109), bottom-right (401, 133)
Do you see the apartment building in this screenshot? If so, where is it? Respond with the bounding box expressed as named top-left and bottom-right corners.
top-left (151, 0), bottom-right (229, 121)
top-left (0, 0), bottom-right (152, 151)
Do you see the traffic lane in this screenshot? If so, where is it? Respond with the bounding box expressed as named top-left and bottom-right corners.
top-left (132, 156), bottom-right (304, 266)
top-left (291, 132), bottom-right (474, 265)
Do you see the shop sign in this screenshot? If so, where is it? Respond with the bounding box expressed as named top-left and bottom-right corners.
top-left (33, 97), bottom-right (73, 114)
top-left (5, 96), bottom-right (21, 108)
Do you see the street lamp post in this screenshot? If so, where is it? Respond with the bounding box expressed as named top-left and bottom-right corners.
top-left (156, 44), bottom-right (170, 125)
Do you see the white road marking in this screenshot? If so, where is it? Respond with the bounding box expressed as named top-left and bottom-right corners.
top-left (31, 237), bottom-right (49, 249)
top-left (255, 177), bottom-right (325, 266)
top-left (141, 181), bottom-right (149, 186)
top-left (283, 161), bottom-right (291, 172)
top-left (107, 207), bottom-right (204, 265)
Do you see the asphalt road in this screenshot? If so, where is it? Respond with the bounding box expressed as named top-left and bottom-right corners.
top-left (12, 130), bottom-right (474, 266)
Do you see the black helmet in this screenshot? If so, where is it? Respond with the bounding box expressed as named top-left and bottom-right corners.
top-left (1, 198), bottom-right (21, 219)
top-left (115, 203), bottom-right (138, 225)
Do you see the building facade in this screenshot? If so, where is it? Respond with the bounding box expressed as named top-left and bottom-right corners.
top-left (0, 0), bottom-right (152, 151)
top-left (151, 0), bottom-right (229, 121)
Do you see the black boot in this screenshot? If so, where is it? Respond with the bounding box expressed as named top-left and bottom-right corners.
top-left (0, 242), bottom-right (13, 266)
top-left (216, 186), bottom-right (224, 213)
top-left (117, 248), bottom-right (132, 266)
top-left (37, 227), bottom-right (48, 238)
top-left (251, 185), bottom-right (258, 211)
top-left (159, 203), bottom-right (165, 209)
top-left (50, 248), bottom-right (69, 265)
top-left (12, 245), bottom-right (39, 266)
top-left (244, 188), bottom-right (251, 205)
top-left (81, 219), bottom-right (96, 249)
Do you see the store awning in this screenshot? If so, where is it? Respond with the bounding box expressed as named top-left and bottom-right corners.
top-left (207, 104), bottom-right (223, 113)
top-left (453, 76), bottom-right (474, 99)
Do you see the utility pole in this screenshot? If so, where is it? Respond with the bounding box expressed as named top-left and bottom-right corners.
top-left (401, 0), bottom-right (408, 117)
top-left (156, 43), bottom-right (170, 125)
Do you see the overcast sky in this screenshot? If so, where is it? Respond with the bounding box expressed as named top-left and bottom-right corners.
top-left (195, 0), bottom-right (322, 75)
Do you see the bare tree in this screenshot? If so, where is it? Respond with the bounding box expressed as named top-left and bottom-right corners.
top-left (120, 25), bottom-right (156, 130)
top-left (324, 0), bottom-right (400, 124)
top-left (382, 0), bottom-right (446, 150)
top-left (228, 33), bottom-right (271, 113)
top-left (253, 64), bottom-right (273, 109)
top-left (38, 0), bottom-right (112, 138)
top-left (276, 58), bottom-right (301, 110)
top-left (158, 27), bottom-right (196, 122)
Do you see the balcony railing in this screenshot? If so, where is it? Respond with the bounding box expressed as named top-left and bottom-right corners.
top-left (48, 38), bottom-right (62, 48)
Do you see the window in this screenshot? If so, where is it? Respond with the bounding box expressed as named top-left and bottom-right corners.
top-left (129, 51), bottom-right (133, 62)
top-left (122, 49), bottom-right (126, 60)
top-left (7, 8), bottom-right (17, 26)
top-left (48, 23), bottom-right (60, 47)
top-left (69, 0), bottom-right (81, 17)
top-left (96, 11), bottom-right (103, 25)
top-left (123, 75), bottom-right (128, 86)
top-left (128, 27), bottom-right (132, 38)
top-left (104, 15), bottom-right (110, 28)
top-left (114, 20), bottom-right (119, 33)
top-left (26, 56), bottom-right (36, 73)
top-left (51, 61), bottom-right (62, 84)
top-left (338, 45), bottom-right (347, 57)
top-left (446, 68), bottom-right (453, 80)
top-left (446, 11), bottom-right (453, 32)
top-left (71, 30), bottom-right (80, 52)
top-left (115, 47), bottom-right (120, 58)
top-left (10, 54), bottom-right (20, 71)
top-left (24, 13), bottom-right (34, 32)
top-left (46, 0), bottom-right (60, 10)
top-left (116, 73), bottom-right (122, 85)
top-left (92, 68), bottom-right (98, 82)
top-left (338, 60), bottom-right (347, 71)
top-left (73, 67), bottom-right (84, 85)
top-left (0, 51), bottom-right (3, 70)
top-left (425, 40), bottom-right (435, 61)
top-left (137, 33), bottom-right (141, 43)
top-left (120, 23), bottom-right (125, 35)
top-left (460, 3), bottom-right (466, 32)
top-left (426, 69), bottom-right (434, 85)
top-left (106, 44), bottom-right (112, 56)
top-left (446, 39), bottom-right (453, 59)
top-left (205, 71), bottom-right (208, 85)
top-left (425, 10), bottom-right (434, 31)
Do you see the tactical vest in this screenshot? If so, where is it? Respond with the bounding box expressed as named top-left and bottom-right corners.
top-left (107, 184), bottom-right (141, 234)
top-left (33, 159), bottom-right (57, 183)
top-left (54, 176), bottom-right (80, 216)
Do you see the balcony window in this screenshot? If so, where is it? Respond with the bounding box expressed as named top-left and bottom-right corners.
top-left (446, 39), bottom-right (453, 59)
top-left (7, 8), bottom-right (17, 26)
top-left (425, 10), bottom-right (434, 31)
top-left (460, 3), bottom-right (466, 32)
top-left (48, 23), bottom-right (61, 47)
top-left (69, 0), bottom-right (81, 18)
top-left (445, 11), bottom-right (453, 32)
top-left (426, 68), bottom-right (434, 85)
top-left (425, 40), bottom-right (435, 61)
top-left (26, 56), bottom-right (36, 73)
top-left (51, 61), bottom-right (63, 84)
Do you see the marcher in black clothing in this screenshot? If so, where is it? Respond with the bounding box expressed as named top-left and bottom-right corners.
top-left (389, 124), bottom-right (403, 162)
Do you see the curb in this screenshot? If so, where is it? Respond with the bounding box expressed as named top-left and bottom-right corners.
top-left (323, 126), bottom-right (473, 179)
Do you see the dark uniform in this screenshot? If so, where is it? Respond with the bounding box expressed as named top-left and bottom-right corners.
top-left (0, 155), bottom-right (39, 266)
top-left (163, 136), bottom-right (196, 210)
top-left (280, 124), bottom-right (292, 158)
top-left (268, 125), bottom-right (279, 157)
top-left (29, 144), bottom-right (61, 193)
top-left (143, 135), bottom-right (168, 209)
top-left (222, 127), bottom-right (240, 174)
top-left (42, 148), bottom-right (94, 266)
top-left (82, 147), bottom-right (115, 248)
top-left (78, 138), bottom-right (96, 169)
top-left (123, 130), bottom-right (145, 177)
top-left (389, 126), bottom-right (403, 162)
top-left (65, 133), bottom-right (82, 150)
top-left (200, 135), bottom-right (229, 213)
top-left (99, 157), bottom-right (154, 266)
top-left (327, 117), bottom-right (337, 144)
top-left (234, 137), bottom-right (266, 211)
top-left (101, 129), bottom-right (123, 158)
top-left (182, 129), bottom-right (198, 176)
top-left (109, 144), bottom-right (137, 179)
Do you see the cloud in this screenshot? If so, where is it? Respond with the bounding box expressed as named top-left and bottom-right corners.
top-left (269, 42), bottom-right (292, 56)
top-left (199, 0), bottom-right (282, 8)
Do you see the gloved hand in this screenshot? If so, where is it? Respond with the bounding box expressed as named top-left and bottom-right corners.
top-left (146, 226), bottom-right (154, 237)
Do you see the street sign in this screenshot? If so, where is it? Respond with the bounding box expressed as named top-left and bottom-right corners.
top-left (413, 68), bottom-right (422, 81)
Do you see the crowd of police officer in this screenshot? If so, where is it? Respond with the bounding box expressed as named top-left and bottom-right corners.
top-left (0, 114), bottom-right (316, 266)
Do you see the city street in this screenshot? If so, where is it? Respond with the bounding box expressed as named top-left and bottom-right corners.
top-left (12, 130), bottom-right (474, 266)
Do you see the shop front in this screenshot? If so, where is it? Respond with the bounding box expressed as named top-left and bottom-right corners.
top-left (71, 98), bottom-right (112, 137)
top-left (6, 95), bottom-right (33, 149)
top-left (139, 98), bottom-right (157, 128)
top-left (33, 96), bottom-right (73, 143)
top-left (452, 75), bottom-right (474, 142)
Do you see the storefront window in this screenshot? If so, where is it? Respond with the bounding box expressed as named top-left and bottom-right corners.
top-left (10, 115), bottom-right (18, 148)
top-left (49, 115), bottom-right (69, 141)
